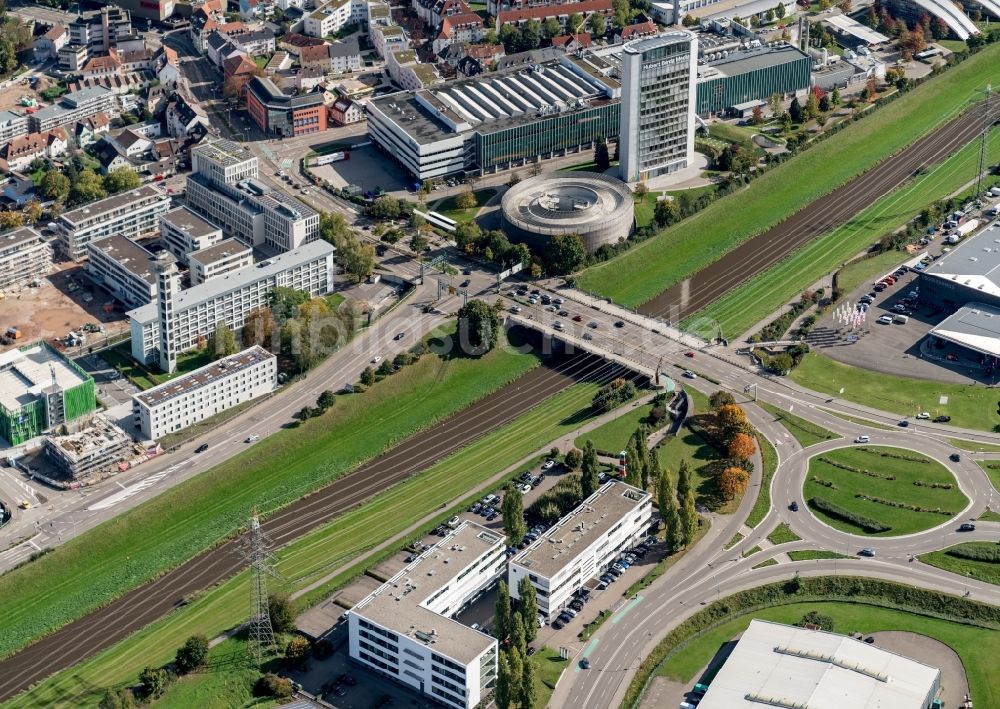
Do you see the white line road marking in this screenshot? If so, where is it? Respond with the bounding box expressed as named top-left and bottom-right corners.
top-left (87, 460), bottom-right (190, 511)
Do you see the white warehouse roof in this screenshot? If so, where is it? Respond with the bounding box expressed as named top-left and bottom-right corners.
top-left (698, 620), bottom-right (940, 709)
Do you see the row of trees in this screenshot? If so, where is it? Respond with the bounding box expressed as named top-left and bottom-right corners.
top-left (319, 211), bottom-right (377, 283)
top-left (493, 578), bottom-right (540, 709)
top-left (37, 163), bottom-right (141, 209)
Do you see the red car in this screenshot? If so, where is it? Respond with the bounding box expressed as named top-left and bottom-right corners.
top-left (572, 314), bottom-right (583, 322)
top-left (685, 351), bottom-right (696, 358)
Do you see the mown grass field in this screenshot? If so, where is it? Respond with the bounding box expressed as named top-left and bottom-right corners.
top-left (804, 446), bottom-right (967, 536)
top-left (530, 646), bottom-right (570, 709)
top-left (0, 333), bottom-right (540, 662)
top-left (4, 375), bottom-right (614, 708)
top-left (766, 523), bottom-right (800, 545)
top-left (791, 353), bottom-right (1000, 431)
top-left (745, 432), bottom-right (778, 528)
top-left (787, 549), bottom-right (851, 561)
top-left (576, 44), bottom-right (1000, 308)
top-left (434, 188), bottom-right (497, 223)
top-left (920, 543), bottom-right (1000, 586)
top-left (654, 600), bottom-right (1000, 706)
top-left (759, 401), bottom-right (839, 448)
top-left (835, 251), bottom-right (918, 295)
top-left (574, 400), bottom-right (662, 454)
top-left (693, 127), bottom-right (1000, 338)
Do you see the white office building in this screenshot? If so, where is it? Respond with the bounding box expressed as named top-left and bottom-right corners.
top-left (0, 227), bottom-right (53, 290)
top-left (132, 345), bottom-right (278, 440)
top-left (509, 480), bottom-right (652, 619)
top-left (186, 140), bottom-right (319, 251)
top-left (699, 620), bottom-right (942, 709)
top-left (53, 184), bottom-right (171, 260)
top-left (28, 86), bottom-right (116, 133)
top-left (348, 521), bottom-right (505, 709)
top-left (86, 234), bottom-right (157, 308)
top-left (618, 31), bottom-right (698, 183)
top-left (159, 206), bottom-right (224, 264)
top-left (188, 238), bottom-right (253, 285)
top-left (128, 240), bottom-right (335, 366)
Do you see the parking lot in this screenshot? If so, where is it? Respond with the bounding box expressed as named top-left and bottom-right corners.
top-left (310, 145), bottom-right (411, 195)
top-left (809, 232), bottom-right (1000, 385)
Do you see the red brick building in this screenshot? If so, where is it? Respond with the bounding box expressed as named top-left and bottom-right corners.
top-left (246, 76), bottom-right (328, 137)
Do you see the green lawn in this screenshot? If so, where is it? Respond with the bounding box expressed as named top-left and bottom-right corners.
top-left (325, 292), bottom-right (346, 309)
top-left (574, 401), bottom-right (664, 454)
top-left (953, 439), bottom-right (1000, 453)
top-left (100, 343), bottom-right (215, 391)
top-left (434, 188), bottom-right (497, 223)
top-left (5, 373), bottom-right (616, 708)
top-left (805, 446), bottom-right (967, 536)
top-left (575, 44), bottom-right (1000, 308)
top-left (657, 427), bottom-right (728, 512)
top-left (787, 549), bottom-right (851, 561)
top-left (633, 185), bottom-right (720, 228)
top-left (745, 433), bottom-right (778, 528)
top-left (977, 461), bottom-right (1000, 494)
top-left (0, 331), bottom-right (540, 662)
top-left (835, 251), bottom-right (916, 296)
top-left (753, 558), bottom-right (779, 569)
top-left (791, 352), bottom-right (1000, 432)
top-left (767, 523), bottom-right (800, 545)
top-left (148, 636), bottom-right (273, 709)
top-left (759, 401), bottom-right (839, 448)
top-left (696, 126), bottom-right (1000, 338)
top-left (655, 600), bottom-right (1000, 706)
top-left (920, 543), bottom-right (1000, 586)
top-left (529, 646), bottom-right (570, 709)
top-left (979, 508), bottom-right (1000, 522)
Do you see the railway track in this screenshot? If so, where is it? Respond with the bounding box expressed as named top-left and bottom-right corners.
top-left (0, 349), bottom-right (639, 702)
top-left (641, 100), bottom-right (1000, 323)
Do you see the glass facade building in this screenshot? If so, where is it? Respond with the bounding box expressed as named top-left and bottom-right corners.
top-left (475, 102), bottom-right (620, 173)
top-left (695, 47), bottom-right (812, 116)
top-left (619, 31), bottom-right (698, 183)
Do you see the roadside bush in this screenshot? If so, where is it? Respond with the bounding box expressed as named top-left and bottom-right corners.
top-left (285, 635), bottom-right (312, 670)
top-left (797, 610), bottom-right (834, 631)
top-left (854, 494), bottom-right (953, 516)
top-left (946, 544), bottom-right (1000, 563)
top-left (174, 634), bottom-right (209, 674)
top-left (564, 448), bottom-right (582, 470)
top-left (254, 673), bottom-right (293, 698)
top-left (268, 593), bottom-right (297, 634)
top-left (592, 378), bottom-right (637, 413)
top-left (98, 688), bottom-right (136, 709)
top-left (138, 666), bottom-right (169, 699)
top-left (376, 360), bottom-right (394, 377)
top-left (808, 496), bottom-right (891, 533)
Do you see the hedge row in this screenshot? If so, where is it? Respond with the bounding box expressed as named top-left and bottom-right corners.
top-left (913, 481), bottom-right (954, 490)
top-left (817, 457), bottom-right (895, 480)
top-left (810, 476), bottom-right (837, 489)
top-left (946, 545), bottom-right (1000, 563)
top-left (854, 494), bottom-right (953, 516)
top-left (623, 575), bottom-right (1000, 709)
top-left (856, 447), bottom-right (930, 464)
top-left (809, 496), bottom-right (891, 532)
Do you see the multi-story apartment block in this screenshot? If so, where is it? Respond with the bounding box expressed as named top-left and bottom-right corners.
top-left (68, 7), bottom-right (132, 53)
top-left (188, 238), bottom-right (253, 285)
top-left (304, 0), bottom-right (354, 37)
top-left (114, 0), bottom-right (176, 22)
top-left (29, 86), bottom-right (116, 133)
top-left (186, 140), bottom-right (319, 250)
top-left (86, 234), bottom-right (158, 308)
top-left (0, 227), bottom-right (53, 290)
top-left (0, 110), bottom-right (28, 143)
top-left (53, 184), bottom-right (171, 261)
top-left (132, 345), bottom-right (277, 440)
top-left (348, 521), bottom-right (504, 709)
top-left (509, 481), bottom-right (652, 619)
top-left (159, 206), bottom-right (224, 264)
top-left (58, 43), bottom-right (90, 71)
top-left (618, 31), bottom-right (697, 182)
top-left (128, 240), bottom-right (335, 365)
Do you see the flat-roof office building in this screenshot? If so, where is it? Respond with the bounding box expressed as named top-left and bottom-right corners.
top-left (128, 240), bottom-right (335, 365)
top-left (188, 239), bottom-right (253, 285)
top-left (695, 44), bottom-right (811, 116)
top-left (53, 185), bottom-right (171, 261)
top-left (509, 480), bottom-right (652, 619)
top-left (86, 234), bottom-right (157, 309)
top-left (186, 140), bottom-right (320, 251)
top-left (618, 31), bottom-right (697, 183)
top-left (159, 206), bottom-right (224, 265)
top-left (348, 521), bottom-right (505, 709)
top-left (132, 345), bottom-right (277, 440)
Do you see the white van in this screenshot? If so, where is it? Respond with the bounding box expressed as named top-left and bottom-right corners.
top-left (854, 435), bottom-right (870, 443)
top-left (894, 314), bottom-right (909, 324)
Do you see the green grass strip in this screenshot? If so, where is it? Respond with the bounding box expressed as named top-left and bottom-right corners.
top-left (767, 523), bottom-right (801, 545)
top-left (0, 337), bottom-right (539, 661)
top-left (745, 433), bottom-right (778, 528)
top-left (758, 401), bottom-right (839, 448)
top-left (576, 44), bottom-right (1000, 308)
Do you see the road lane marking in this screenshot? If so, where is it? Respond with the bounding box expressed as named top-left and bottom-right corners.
top-left (611, 595), bottom-right (643, 624)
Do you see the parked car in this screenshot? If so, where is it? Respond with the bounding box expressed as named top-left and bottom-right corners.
top-left (614, 320), bottom-right (625, 328)
top-left (916, 412), bottom-right (930, 419)
top-left (685, 351), bottom-right (696, 358)
top-left (447, 515), bottom-right (460, 528)
top-left (934, 415), bottom-right (952, 423)
top-left (877, 315), bottom-right (893, 324)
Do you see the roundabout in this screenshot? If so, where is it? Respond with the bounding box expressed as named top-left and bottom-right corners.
top-left (803, 445), bottom-right (969, 537)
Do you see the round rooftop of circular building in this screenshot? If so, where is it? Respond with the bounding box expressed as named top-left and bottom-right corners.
top-left (500, 172), bottom-right (635, 253)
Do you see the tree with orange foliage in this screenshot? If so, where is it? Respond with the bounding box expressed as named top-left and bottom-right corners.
top-left (727, 432), bottom-right (757, 462)
top-left (719, 467), bottom-right (750, 501)
top-left (717, 404), bottom-right (751, 444)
